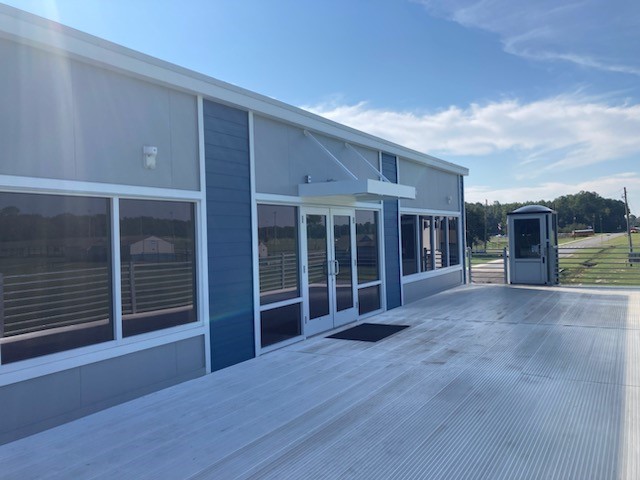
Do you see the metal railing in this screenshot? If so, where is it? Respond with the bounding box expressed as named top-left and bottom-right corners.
top-left (467, 247), bottom-right (508, 284)
top-left (1, 266), bottom-right (111, 336)
top-left (259, 252), bottom-right (300, 293)
top-left (121, 261), bottom-right (194, 315)
top-left (557, 245), bottom-right (640, 285)
top-left (1, 261), bottom-right (194, 337)
top-left (467, 244), bottom-right (640, 286)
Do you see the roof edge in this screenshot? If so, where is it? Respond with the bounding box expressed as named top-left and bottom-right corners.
top-left (0, 4), bottom-right (468, 176)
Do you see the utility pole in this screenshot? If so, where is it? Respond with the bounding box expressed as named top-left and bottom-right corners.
top-left (624, 187), bottom-right (633, 252)
top-left (484, 199), bottom-right (488, 251)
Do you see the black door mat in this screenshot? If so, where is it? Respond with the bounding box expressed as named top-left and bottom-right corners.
top-left (327, 323), bottom-right (409, 342)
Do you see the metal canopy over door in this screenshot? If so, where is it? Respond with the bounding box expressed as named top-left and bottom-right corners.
top-left (302, 207), bottom-right (357, 336)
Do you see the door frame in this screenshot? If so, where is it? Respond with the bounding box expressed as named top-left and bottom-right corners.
top-left (301, 206), bottom-right (358, 336)
top-left (510, 214), bottom-right (547, 285)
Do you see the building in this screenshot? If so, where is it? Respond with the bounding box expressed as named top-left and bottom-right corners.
top-left (0, 5), bottom-right (468, 444)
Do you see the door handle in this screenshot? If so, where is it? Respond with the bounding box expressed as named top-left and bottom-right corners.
top-left (334, 259), bottom-right (340, 276)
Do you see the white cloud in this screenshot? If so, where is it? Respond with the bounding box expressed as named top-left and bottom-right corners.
top-left (303, 95), bottom-right (640, 176)
top-left (415, 0), bottom-right (640, 76)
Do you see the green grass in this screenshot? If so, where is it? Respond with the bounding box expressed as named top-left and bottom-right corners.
top-left (559, 234), bottom-right (640, 286)
top-left (468, 233), bottom-right (640, 285)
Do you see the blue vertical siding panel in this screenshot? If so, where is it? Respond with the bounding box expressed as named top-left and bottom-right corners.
top-left (381, 153), bottom-right (402, 309)
top-left (204, 100), bottom-right (255, 370)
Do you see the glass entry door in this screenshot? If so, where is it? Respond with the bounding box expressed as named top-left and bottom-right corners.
top-left (303, 207), bottom-right (357, 336)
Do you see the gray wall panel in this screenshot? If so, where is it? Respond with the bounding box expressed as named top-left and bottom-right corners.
top-left (204, 100), bottom-right (255, 371)
top-left (398, 159), bottom-right (460, 211)
top-left (0, 368), bottom-right (81, 435)
top-left (254, 115), bottom-right (380, 195)
top-left (382, 153), bottom-right (402, 310)
top-left (0, 336), bottom-right (205, 445)
top-left (402, 270), bottom-right (463, 304)
top-left (169, 91), bottom-right (201, 190)
top-left (0, 39), bottom-right (76, 179)
top-left (0, 38), bottom-right (199, 190)
top-left (176, 336), bottom-right (206, 375)
top-left (80, 343), bottom-right (178, 405)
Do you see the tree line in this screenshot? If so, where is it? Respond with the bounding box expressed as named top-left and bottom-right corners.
top-left (465, 191), bottom-right (636, 247)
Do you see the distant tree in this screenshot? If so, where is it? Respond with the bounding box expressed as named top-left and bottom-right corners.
top-left (465, 202), bottom-right (484, 247)
top-left (465, 190), bottom-right (630, 245)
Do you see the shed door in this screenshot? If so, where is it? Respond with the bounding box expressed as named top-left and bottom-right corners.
top-left (511, 217), bottom-right (547, 284)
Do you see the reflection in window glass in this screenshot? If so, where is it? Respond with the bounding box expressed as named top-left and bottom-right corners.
top-left (420, 216), bottom-right (433, 272)
top-left (401, 215), bottom-right (417, 275)
top-left (358, 285), bottom-right (381, 315)
top-left (0, 193), bottom-right (112, 363)
top-left (435, 216), bottom-right (447, 268)
top-left (513, 218), bottom-right (541, 258)
top-left (261, 302), bottom-right (301, 348)
top-left (448, 217), bottom-right (459, 266)
top-left (120, 199), bottom-right (196, 337)
top-left (356, 210), bottom-right (379, 284)
top-left (258, 205), bottom-right (299, 305)
top-left (306, 214), bottom-right (329, 319)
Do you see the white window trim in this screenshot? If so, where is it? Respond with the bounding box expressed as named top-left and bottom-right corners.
top-left (259, 297), bottom-right (304, 312)
top-left (0, 173), bottom-right (208, 385)
top-left (252, 199), bottom-right (386, 355)
top-left (399, 210), bottom-right (464, 285)
top-left (253, 199), bottom-right (304, 357)
top-left (401, 264), bottom-right (464, 285)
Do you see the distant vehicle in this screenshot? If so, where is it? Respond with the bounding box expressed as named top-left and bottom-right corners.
top-left (572, 228), bottom-right (594, 238)
top-left (631, 227), bottom-right (638, 233)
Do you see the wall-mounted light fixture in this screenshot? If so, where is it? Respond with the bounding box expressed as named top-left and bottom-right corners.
top-left (143, 146), bottom-right (158, 169)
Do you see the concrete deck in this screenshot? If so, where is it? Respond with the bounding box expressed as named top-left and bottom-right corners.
top-left (1, 284), bottom-right (639, 479)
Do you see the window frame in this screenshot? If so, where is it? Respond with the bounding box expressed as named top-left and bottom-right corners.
top-left (400, 209), bottom-right (463, 283)
top-left (355, 208), bottom-right (384, 318)
top-left (256, 203), bottom-right (304, 351)
top-left (118, 198), bottom-right (198, 338)
top-left (0, 176), bottom-right (207, 386)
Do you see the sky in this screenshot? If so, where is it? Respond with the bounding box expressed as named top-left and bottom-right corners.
top-left (4, 0), bottom-right (639, 214)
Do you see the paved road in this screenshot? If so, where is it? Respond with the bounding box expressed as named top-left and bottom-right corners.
top-left (561, 232), bottom-right (626, 249)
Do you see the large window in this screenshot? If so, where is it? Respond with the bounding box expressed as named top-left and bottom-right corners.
top-left (401, 214), bottom-right (461, 277)
top-left (0, 192), bottom-right (200, 365)
top-left (448, 217), bottom-right (460, 266)
top-left (0, 193), bottom-right (112, 363)
top-left (401, 215), bottom-right (418, 275)
top-left (257, 205), bottom-right (301, 348)
top-left (420, 216), bottom-right (434, 271)
top-left (258, 205), bottom-right (300, 305)
top-left (435, 216), bottom-right (446, 268)
top-left (356, 210), bottom-right (379, 284)
top-left (513, 218), bottom-right (541, 259)
top-left (356, 210), bottom-right (381, 315)
top-left (119, 199), bottom-right (197, 337)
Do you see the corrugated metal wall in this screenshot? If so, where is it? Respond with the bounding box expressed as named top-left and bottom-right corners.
top-left (204, 100), bottom-right (255, 370)
top-left (382, 153), bottom-right (402, 309)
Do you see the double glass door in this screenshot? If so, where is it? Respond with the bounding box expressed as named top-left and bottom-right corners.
top-left (303, 207), bottom-right (357, 336)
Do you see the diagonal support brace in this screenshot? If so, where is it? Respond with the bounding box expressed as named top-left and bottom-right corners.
top-left (303, 130), bottom-right (358, 180)
top-left (344, 143), bottom-right (391, 182)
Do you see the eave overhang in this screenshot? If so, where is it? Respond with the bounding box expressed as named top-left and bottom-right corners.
top-left (298, 179), bottom-right (416, 202)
